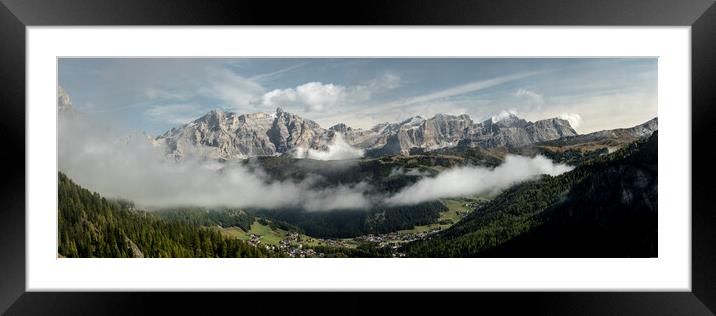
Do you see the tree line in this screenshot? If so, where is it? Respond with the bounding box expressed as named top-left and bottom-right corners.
top-left (58, 173), bottom-right (271, 258)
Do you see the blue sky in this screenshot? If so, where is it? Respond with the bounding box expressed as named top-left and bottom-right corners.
top-left (58, 58), bottom-right (657, 135)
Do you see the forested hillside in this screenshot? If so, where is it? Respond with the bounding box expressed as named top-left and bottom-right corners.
top-left (58, 173), bottom-right (270, 258)
top-left (404, 131), bottom-right (658, 257)
top-left (252, 201), bottom-right (447, 238)
top-left (154, 208), bottom-right (254, 232)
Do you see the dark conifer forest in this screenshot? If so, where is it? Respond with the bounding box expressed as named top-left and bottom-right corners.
top-left (58, 173), bottom-right (271, 258)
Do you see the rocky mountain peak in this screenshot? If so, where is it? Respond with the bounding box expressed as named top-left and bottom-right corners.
top-left (199, 108), bottom-right (226, 120)
top-left (637, 118), bottom-right (658, 136)
top-left (329, 123), bottom-right (352, 133)
top-left (58, 86), bottom-right (76, 114)
top-left (485, 112), bottom-right (527, 128)
top-left (155, 108), bottom-right (597, 160)
top-left (398, 116), bottom-right (427, 130)
top-left (194, 108), bottom-right (230, 130)
top-left (370, 122), bottom-right (391, 133)
top-left (155, 107), bottom-right (330, 161)
top-left (535, 117), bottom-right (575, 129)
top-left (403, 115), bottom-right (426, 123)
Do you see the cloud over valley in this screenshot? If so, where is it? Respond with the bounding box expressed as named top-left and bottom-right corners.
top-left (60, 109), bottom-right (574, 212)
top-left (385, 155), bottom-right (574, 205)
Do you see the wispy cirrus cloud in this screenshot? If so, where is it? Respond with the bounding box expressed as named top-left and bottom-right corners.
top-left (249, 62), bottom-right (309, 82)
top-left (145, 103), bottom-right (207, 125)
top-left (513, 88), bottom-right (545, 109)
top-left (313, 71), bottom-right (541, 128)
top-left (136, 65), bottom-right (267, 119)
top-left (399, 71), bottom-right (540, 107)
top-left (144, 88), bottom-right (195, 101)
top-left (197, 67), bottom-right (266, 109)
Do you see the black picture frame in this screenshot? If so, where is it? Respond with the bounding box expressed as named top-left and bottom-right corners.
top-left (1, 0), bottom-right (715, 314)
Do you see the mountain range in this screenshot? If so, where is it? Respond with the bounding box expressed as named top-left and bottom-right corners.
top-left (154, 107), bottom-right (653, 161)
top-left (57, 87), bottom-right (657, 162)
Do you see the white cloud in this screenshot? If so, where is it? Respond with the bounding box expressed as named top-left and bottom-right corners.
top-left (560, 113), bottom-right (583, 129)
top-left (297, 82), bottom-right (348, 111)
top-left (491, 109), bottom-right (518, 123)
top-left (262, 81), bottom-right (371, 113)
top-left (386, 155), bottom-right (574, 205)
top-left (389, 167), bottom-right (431, 178)
top-left (261, 72), bottom-right (401, 114)
top-left (295, 133), bottom-right (365, 161)
top-left (262, 82), bottom-right (347, 112)
top-left (302, 182), bottom-right (371, 210)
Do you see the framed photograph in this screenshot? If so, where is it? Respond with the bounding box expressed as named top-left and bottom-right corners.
top-left (2, 0), bottom-right (715, 314)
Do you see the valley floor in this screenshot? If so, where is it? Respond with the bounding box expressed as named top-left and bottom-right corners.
top-left (218, 197), bottom-right (489, 258)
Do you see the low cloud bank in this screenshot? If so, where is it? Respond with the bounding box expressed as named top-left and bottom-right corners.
top-left (294, 133), bottom-right (364, 161)
top-left (389, 167), bottom-right (431, 178)
top-left (59, 114), bottom-right (370, 211)
top-left (60, 113), bottom-right (572, 211)
top-left (385, 155), bottom-right (574, 205)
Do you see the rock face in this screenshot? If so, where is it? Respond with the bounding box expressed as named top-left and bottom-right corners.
top-left (362, 114), bottom-right (475, 156)
top-left (155, 108), bottom-right (582, 160)
top-left (582, 117), bottom-right (658, 140)
top-left (58, 86), bottom-right (79, 115)
top-left (124, 237), bottom-right (145, 258)
top-left (458, 114), bottom-right (577, 151)
top-left (155, 108), bottom-right (330, 160)
top-left (357, 113), bottom-right (577, 156)
top-left (58, 86), bottom-right (88, 129)
top-left (541, 118), bottom-right (658, 147)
